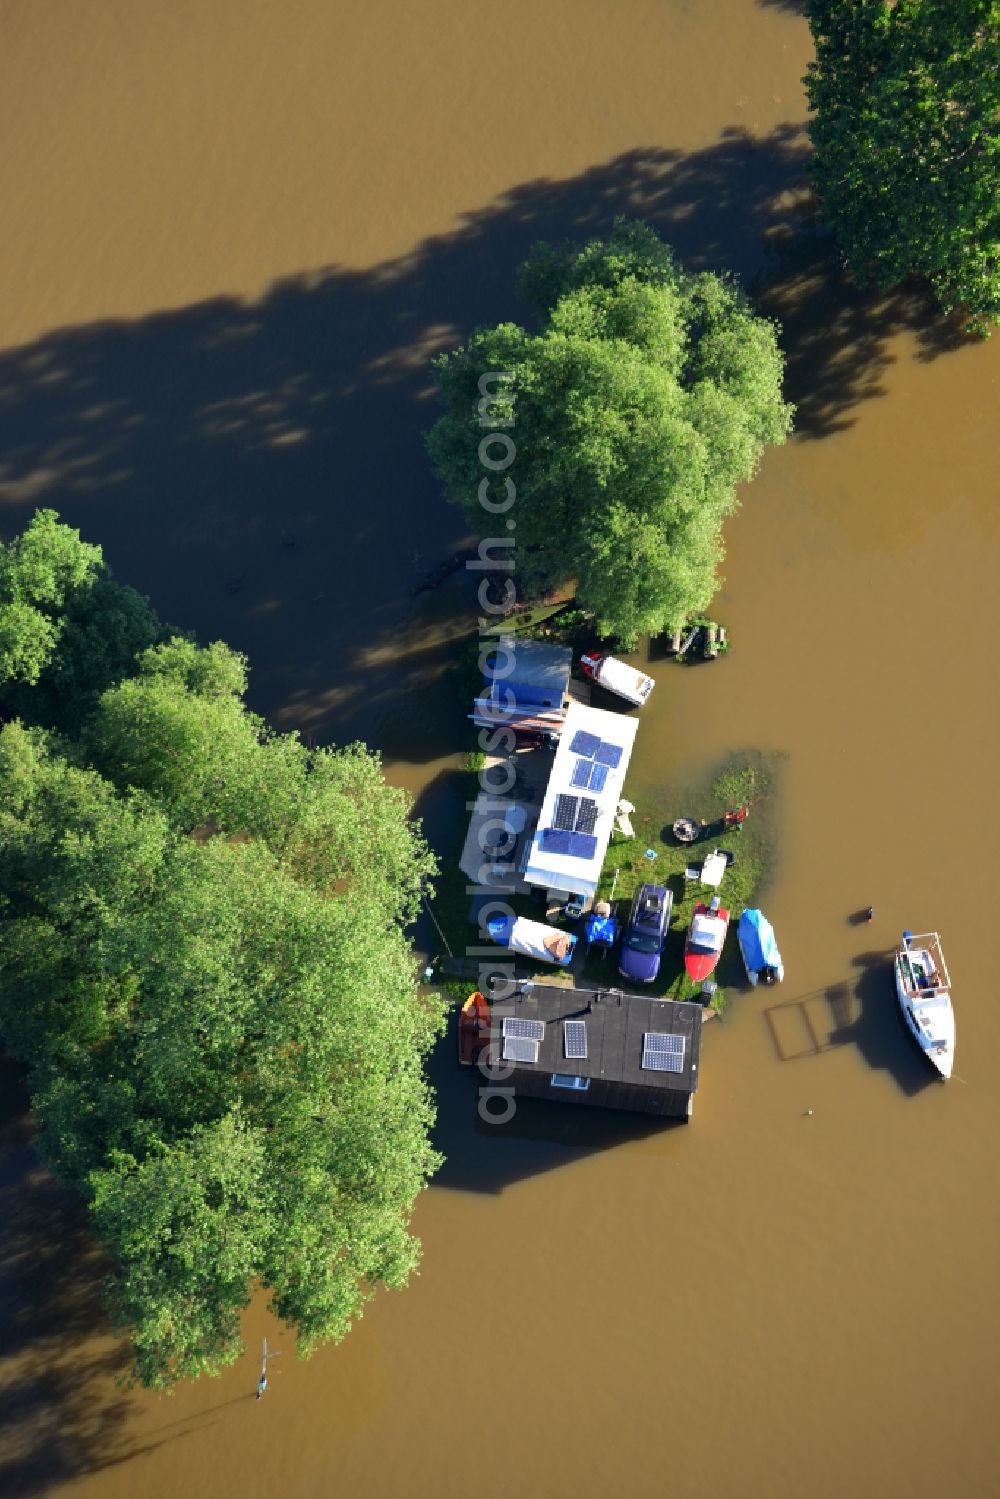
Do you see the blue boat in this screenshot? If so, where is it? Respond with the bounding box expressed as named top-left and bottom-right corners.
top-left (737, 908), bottom-right (784, 986)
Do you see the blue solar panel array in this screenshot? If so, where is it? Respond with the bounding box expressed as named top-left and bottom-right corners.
top-left (569, 729), bottom-right (601, 758)
top-left (539, 828), bottom-right (598, 861)
top-left (542, 725), bottom-right (628, 863)
top-left (594, 740), bottom-right (623, 769)
top-left (570, 758), bottom-right (609, 792)
top-left (568, 832), bottom-right (597, 859)
top-left (569, 730), bottom-right (624, 771)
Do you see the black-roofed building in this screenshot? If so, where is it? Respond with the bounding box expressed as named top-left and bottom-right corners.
top-left (482, 981), bottom-right (702, 1120)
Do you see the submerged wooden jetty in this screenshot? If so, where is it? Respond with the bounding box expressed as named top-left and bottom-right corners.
top-left (662, 620), bottom-right (729, 662)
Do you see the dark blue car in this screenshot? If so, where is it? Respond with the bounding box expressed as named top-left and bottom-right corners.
top-left (618, 883), bottom-right (673, 984)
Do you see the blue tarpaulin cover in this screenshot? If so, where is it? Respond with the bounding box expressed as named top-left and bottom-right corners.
top-left (737, 908), bottom-right (781, 971)
top-left (486, 914), bottom-right (515, 944)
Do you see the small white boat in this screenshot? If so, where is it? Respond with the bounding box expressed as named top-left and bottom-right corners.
top-left (737, 908), bottom-right (784, 986)
top-left (579, 652), bottom-right (654, 707)
top-left (894, 931), bottom-right (955, 1080)
top-left (484, 913), bottom-right (577, 967)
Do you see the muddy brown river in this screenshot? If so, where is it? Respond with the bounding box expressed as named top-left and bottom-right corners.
top-left (1, 4), bottom-right (998, 1496)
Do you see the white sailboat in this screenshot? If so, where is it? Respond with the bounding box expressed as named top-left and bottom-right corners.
top-left (894, 931), bottom-right (955, 1080)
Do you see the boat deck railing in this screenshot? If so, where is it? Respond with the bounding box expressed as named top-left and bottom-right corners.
top-left (900, 931), bottom-right (951, 995)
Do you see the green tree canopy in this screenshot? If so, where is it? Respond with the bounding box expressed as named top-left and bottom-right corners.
top-left (804, 0), bottom-right (1000, 331)
top-left (85, 641), bottom-right (431, 921)
top-left (0, 508), bottom-right (164, 730)
top-left (426, 221), bottom-right (793, 640)
top-left (0, 517), bottom-right (443, 1389)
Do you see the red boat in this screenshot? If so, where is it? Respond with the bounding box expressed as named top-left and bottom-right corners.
top-left (458, 990), bottom-right (491, 1066)
top-left (684, 901), bottom-right (730, 984)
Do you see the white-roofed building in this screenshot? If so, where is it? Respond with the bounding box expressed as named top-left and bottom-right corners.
top-left (521, 701), bottom-right (639, 901)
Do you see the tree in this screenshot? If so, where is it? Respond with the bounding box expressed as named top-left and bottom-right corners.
top-left (84, 640), bottom-right (277, 836)
top-left (0, 528), bottom-right (444, 1389)
top-left (804, 0), bottom-right (1000, 331)
top-left (0, 508), bottom-right (164, 731)
top-left (89, 1115), bottom-right (269, 1386)
top-left (0, 508), bottom-right (101, 687)
top-left (426, 221), bottom-right (793, 641)
top-left (86, 642), bottom-right (433, 922)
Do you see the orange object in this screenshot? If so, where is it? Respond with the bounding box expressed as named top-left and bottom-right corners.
top-left (458, 990), bottom-right (491, 1066)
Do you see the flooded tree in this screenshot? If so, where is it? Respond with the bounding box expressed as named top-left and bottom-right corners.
top-left (0, 508), bottom-right (164, 731)
top-left (804, 0), bottom-right (1000, 332)
top-left (426, 220), bottom-right (793, 641)
top-left (0, 513), bottom-right (444, 1389)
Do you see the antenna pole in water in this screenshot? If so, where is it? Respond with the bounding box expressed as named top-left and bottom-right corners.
top-left (255, 1336), bottom-right (280, 1400)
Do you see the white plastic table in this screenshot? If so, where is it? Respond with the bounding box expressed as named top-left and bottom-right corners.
top-left (700, 851), bottom-right (727, 888)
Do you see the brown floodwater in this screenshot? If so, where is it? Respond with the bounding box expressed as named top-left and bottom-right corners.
top-left (1, 3), bottom-right (998, 1496)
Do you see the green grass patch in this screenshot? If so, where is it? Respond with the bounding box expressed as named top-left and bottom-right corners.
top-left (584, 750), bottom-right (783, 1012)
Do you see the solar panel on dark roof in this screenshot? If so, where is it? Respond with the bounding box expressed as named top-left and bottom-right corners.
top-left (503, 1017), bottom-right (546, 1041)
top-left (645, 1032), bottom-right (685, 1053)
top-left (564, 1020), bottom-right (588, 1059)
top-left (642, 1049), bottom-right (684, 1073)
top-left (503, 1035), bottom-right (540, 1063)
top-left (642, 1031), bottom-right (685, 1072)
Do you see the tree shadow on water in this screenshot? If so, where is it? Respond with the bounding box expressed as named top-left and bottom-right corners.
top-left (0, 124), bottom-right (971, 755)
top-left (0, 1057), bottom-right (141, 1495)
top-left (755, 232), bottom-right (980, 438)
top-left (0, 1058), bottom-right (253, 1495)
